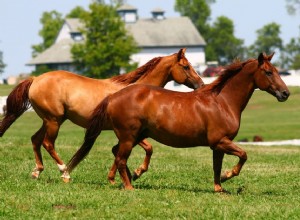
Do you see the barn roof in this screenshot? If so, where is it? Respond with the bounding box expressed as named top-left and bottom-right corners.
top-left (27, 8), bottom-right (205, 65)
top-left (126, 16), bottom-right (206, 47)
top-left (27, 39), bottom-right (74, 65)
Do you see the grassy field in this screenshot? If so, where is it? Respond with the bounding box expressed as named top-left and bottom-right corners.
top-left (0, 85), bottom-right (299, 219)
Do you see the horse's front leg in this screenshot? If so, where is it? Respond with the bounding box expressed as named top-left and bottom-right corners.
top-left (212, 150), bottom-right (225, 193)
top-left (132, 139), bottom-right (153, 181)
top-left (213, 137), bottom-right (248, 192)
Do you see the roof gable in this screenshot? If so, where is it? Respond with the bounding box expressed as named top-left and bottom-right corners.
top-left (65, 18), bottom-right (84, 33)
top-left (126, 16), bottom-right (206, 47)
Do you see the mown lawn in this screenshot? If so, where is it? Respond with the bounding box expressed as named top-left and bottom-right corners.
top-left (0, 85), bottom-right (299, 219)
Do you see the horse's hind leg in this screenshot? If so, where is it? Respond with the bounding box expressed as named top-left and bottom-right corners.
top-left (42, 120), bottom-right (67, 176)
top-left (115, 141), bottom-right (134, 190)
top-left (132, 139), bottom-right (153, 180)
top-left (108, 143), bottom-right (132, 184)
top-left (107, 139), bottom-right (152, 183)
top-left (31, 124), bottom-right (46, 179)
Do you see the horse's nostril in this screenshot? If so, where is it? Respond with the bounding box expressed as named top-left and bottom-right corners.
top-left (282, 90), bottom-right (290, 98)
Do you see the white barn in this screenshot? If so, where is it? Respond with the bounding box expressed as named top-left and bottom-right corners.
top-left (27, 4), bottom-right (206, 91)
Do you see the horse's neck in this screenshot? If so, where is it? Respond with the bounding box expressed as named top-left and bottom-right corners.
top-left (135, 59), bottom-right (172, 87)
top-left (220, 71), bottom-right (256, 114)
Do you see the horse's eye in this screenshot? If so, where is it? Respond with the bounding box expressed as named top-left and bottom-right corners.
top-left (265, 70), bottom-right (273, 76)
top-left (183, 65), bottom-right (189, 70)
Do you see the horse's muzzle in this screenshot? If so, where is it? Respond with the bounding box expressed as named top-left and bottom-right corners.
top-left (276, 90), bottom-right (290, 102)
top-left (195, 81), bottom-right (205, 89)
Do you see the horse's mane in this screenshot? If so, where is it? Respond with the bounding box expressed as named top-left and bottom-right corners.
top-left (111, 57), bottom-right (162, 85)
top-left (202, 58), bottom-right (257, 94)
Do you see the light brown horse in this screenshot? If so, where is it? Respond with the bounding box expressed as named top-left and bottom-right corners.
top-left (65, 53), bottom-right (289, 192)
top-left (0, 48), bottom-right (204, 180)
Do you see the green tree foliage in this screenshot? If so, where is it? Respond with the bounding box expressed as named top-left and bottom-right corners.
top-left (67, 6), bottom-right (88, 19)
top-left (247, 23), bottom-right (283, 58)
top-left (280, 36), bottom-right (300, 69)
top-left (71, 3), bottom-right (138, 78)
top-left (206, 16), bottom-right (245, 65)
top-left (0, 50), bottom-right (5, 75)
top-left (31, 65), bottom-right (52, 76)
top-left (174, 0), bottom-right (215, 40)
top-left (31, 11), bottom-right (64, 57)
top-left (175, 0), bottom-right (245, 64)
top-left (286, 0), bottom-right (300, 15)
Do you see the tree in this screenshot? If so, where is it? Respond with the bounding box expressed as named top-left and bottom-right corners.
top-left (247, 23), bottom-right (283, 58)
top-left (174, 0), bottom-right (215, 40)
top-left (0, 50), bottom-right (5, 75)
top-left (280, 36), bottom-right (300, 69)
top-left (206, 16), bottom-right (245, 65)
top-left (285, 0), bottom-right (300, 69)
top-left (71, 3), bottom-right (138, 78)
top-left (31, 11), bottom-right (64, 57)
top-left (174, 0), bottom-right (245, 63)
top-left (286, 0), bottom-right (300, 15)
top-left (66, 6), bottom-right (88, 19)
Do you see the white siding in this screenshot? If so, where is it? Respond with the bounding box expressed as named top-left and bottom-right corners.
top-left (131, 47), bottom-right (205, 70)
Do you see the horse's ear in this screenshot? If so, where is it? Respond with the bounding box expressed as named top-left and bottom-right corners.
top-left (258, 52), bottom-right (265, 66)
top-left (267, 52), bottom-right (275, 61)
top-left (177, 48), bottom-right (186, 61)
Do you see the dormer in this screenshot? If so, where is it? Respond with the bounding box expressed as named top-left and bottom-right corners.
top-left (151, 8), bottom-right (165, 20)
top-left (117, 4), bottom-right (138, 23)
top-left (55, 19), bottom-right (84, 43)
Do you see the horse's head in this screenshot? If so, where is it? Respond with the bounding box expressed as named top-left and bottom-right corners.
top-left (254, 52), bottom-right (290, 102)
top-left (170, 48), bottom-right (204, 89)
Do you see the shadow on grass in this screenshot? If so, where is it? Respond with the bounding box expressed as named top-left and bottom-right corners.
top-left (134, 182), bottom-right (213, 193)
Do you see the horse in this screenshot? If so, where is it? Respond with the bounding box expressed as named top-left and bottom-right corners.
top-left (65, 52), bottom-right (290, 192)
top-left (0, 48), bottom-right (204, 180)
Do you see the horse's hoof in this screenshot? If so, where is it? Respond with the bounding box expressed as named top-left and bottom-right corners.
top-left (108, 178), bottom-right (116, 185)
top-left (31, 169), bottom-right (41, 179)
top-left (215, 188), bottom-right (231, 194)
top-left (220, 171), bottom-right (230, 182)
top-left (62, 177), bottom-right (71, 183)
top-left (132, 172), bottom-right (139, 181)
top-left (31, 172), bottom-right (39, 179)
top-left (61, 171), bottom-right (71, 183)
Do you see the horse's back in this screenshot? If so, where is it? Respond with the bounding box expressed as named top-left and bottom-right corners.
top-left (28, 70), bottom-right (122, 127)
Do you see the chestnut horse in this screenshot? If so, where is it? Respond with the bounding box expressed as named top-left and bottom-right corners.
top-left (65, 53), bottom-right (289, 192)
top-left (0, 48), bottom-right (204, 180)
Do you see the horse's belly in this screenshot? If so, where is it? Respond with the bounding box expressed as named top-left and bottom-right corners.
top-left (148, 129), bottom-right (208, 148)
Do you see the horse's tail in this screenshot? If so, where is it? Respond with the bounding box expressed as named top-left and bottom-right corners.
top-left (0, 78), bottom-right (34, 137)
top-left (66, 95), bottom-right (110, 173)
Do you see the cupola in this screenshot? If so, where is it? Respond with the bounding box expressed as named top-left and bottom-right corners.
top-left (117, 4), bottom-right (138, 23)
top-left (151, 8), bottom-right (165, 20)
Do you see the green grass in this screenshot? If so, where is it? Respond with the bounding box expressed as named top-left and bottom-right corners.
top-left (0, 84), bottom-right (14, 96)
top-left (0, 86), bottom-right (299, 219)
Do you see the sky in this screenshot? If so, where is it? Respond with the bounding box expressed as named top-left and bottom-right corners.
top-left (0, 0), bottom-right (299, 80)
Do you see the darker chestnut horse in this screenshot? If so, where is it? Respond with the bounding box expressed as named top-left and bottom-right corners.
top-left (65, 53), bottom-right (289, 192)
top-left (0, 48), bottom-right (204, 180)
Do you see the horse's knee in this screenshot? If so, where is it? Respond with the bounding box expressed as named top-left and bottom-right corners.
top-left (146, 146), bottom-right (153, 156)
top-left (240, 151), bottom-right (248, 161)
